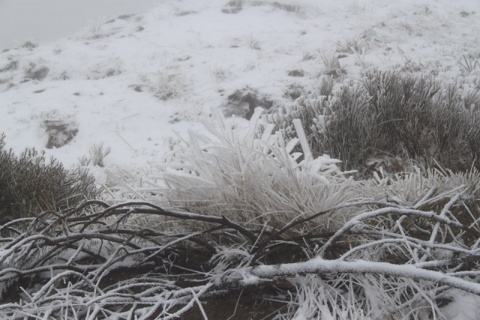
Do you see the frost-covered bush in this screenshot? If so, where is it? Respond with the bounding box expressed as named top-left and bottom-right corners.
top-left (269, 92), bottom-right (330, 159)
top-left (273, 70), bottom-right (480, 175)
top-left (0, 141), bottom-right (99, 220)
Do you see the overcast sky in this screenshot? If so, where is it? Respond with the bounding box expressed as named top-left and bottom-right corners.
top-left (0, 0), bottom-right (160, 50)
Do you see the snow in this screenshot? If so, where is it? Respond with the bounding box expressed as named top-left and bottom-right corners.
top-left (442, 289), bottom-right (480, 320)
top-left (1, 0), bottom-right (480, 317)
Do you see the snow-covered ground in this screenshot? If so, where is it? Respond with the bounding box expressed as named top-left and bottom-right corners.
top-left (1, 0), bottom-right (480, 318)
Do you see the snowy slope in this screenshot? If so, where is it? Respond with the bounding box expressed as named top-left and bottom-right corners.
top-left (0, 0), bottom-right (479, 171)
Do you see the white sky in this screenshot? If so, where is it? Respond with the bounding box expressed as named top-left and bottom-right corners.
top-left (0, 0), bottom-right (161, 50)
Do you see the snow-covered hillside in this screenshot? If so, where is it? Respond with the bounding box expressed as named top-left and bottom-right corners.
top-left (1, 0), bottom-right (479, 171)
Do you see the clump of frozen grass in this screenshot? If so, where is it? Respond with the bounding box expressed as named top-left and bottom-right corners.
top-left (378, 167), bottom-right (480, 239)
top-left (79, 143), bottom-right (111, 167)
top-left (281, 275), bottom-right (375, 320)
top-left (153, 73), bottom-right (186, 100)
top-left (157, 108), bottom-right (361, 233)
top-left (248, 35), bottom-right (261, 50)
top-left (374, 166), bottom-right (480, 205)
top-left (459, 54), bottom-right (480, 74)
top-left (280, 274), bottom-right (440, 320)
top-left (86, 57), bottom-right (123, 80)
top-left (138, 71), bottom-right (189, 101)
top-left (73, 16), bottom-right (110, 40)
top-left (320, 52), bottom-right (346, 78)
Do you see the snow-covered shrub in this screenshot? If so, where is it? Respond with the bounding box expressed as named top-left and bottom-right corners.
top-left (86, 143), bottom-right (111, 167)
top-left (334, 71), bottom-right (479, 172)
top-left (43, 119), bottom-right (78, 149)
top-left (221, 0), bottom-right (243, 14)
top-left (317, 75), bottom-right (335, 96)
top-left (273, 70), bottom-right (480, 175)
top-left (222, 86), bottom-right (275, 119)
top-left (0, 144), bottom-right (99, 220)
top-left (24, 64), bottom-right (49, 81)
top-left (269, 92), bottom-right (329, 159)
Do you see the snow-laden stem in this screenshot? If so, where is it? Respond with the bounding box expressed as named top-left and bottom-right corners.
top-left (319, 206), bottom-right (464, 257)
top-left (249, 258), bottom-right (480, 295)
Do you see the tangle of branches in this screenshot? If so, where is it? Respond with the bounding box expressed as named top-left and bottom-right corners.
top-left (0, 189), bottom-right (480, 319)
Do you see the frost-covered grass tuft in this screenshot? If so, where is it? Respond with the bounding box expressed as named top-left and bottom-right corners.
top-left (157, 108), bottom-right (361, 234)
